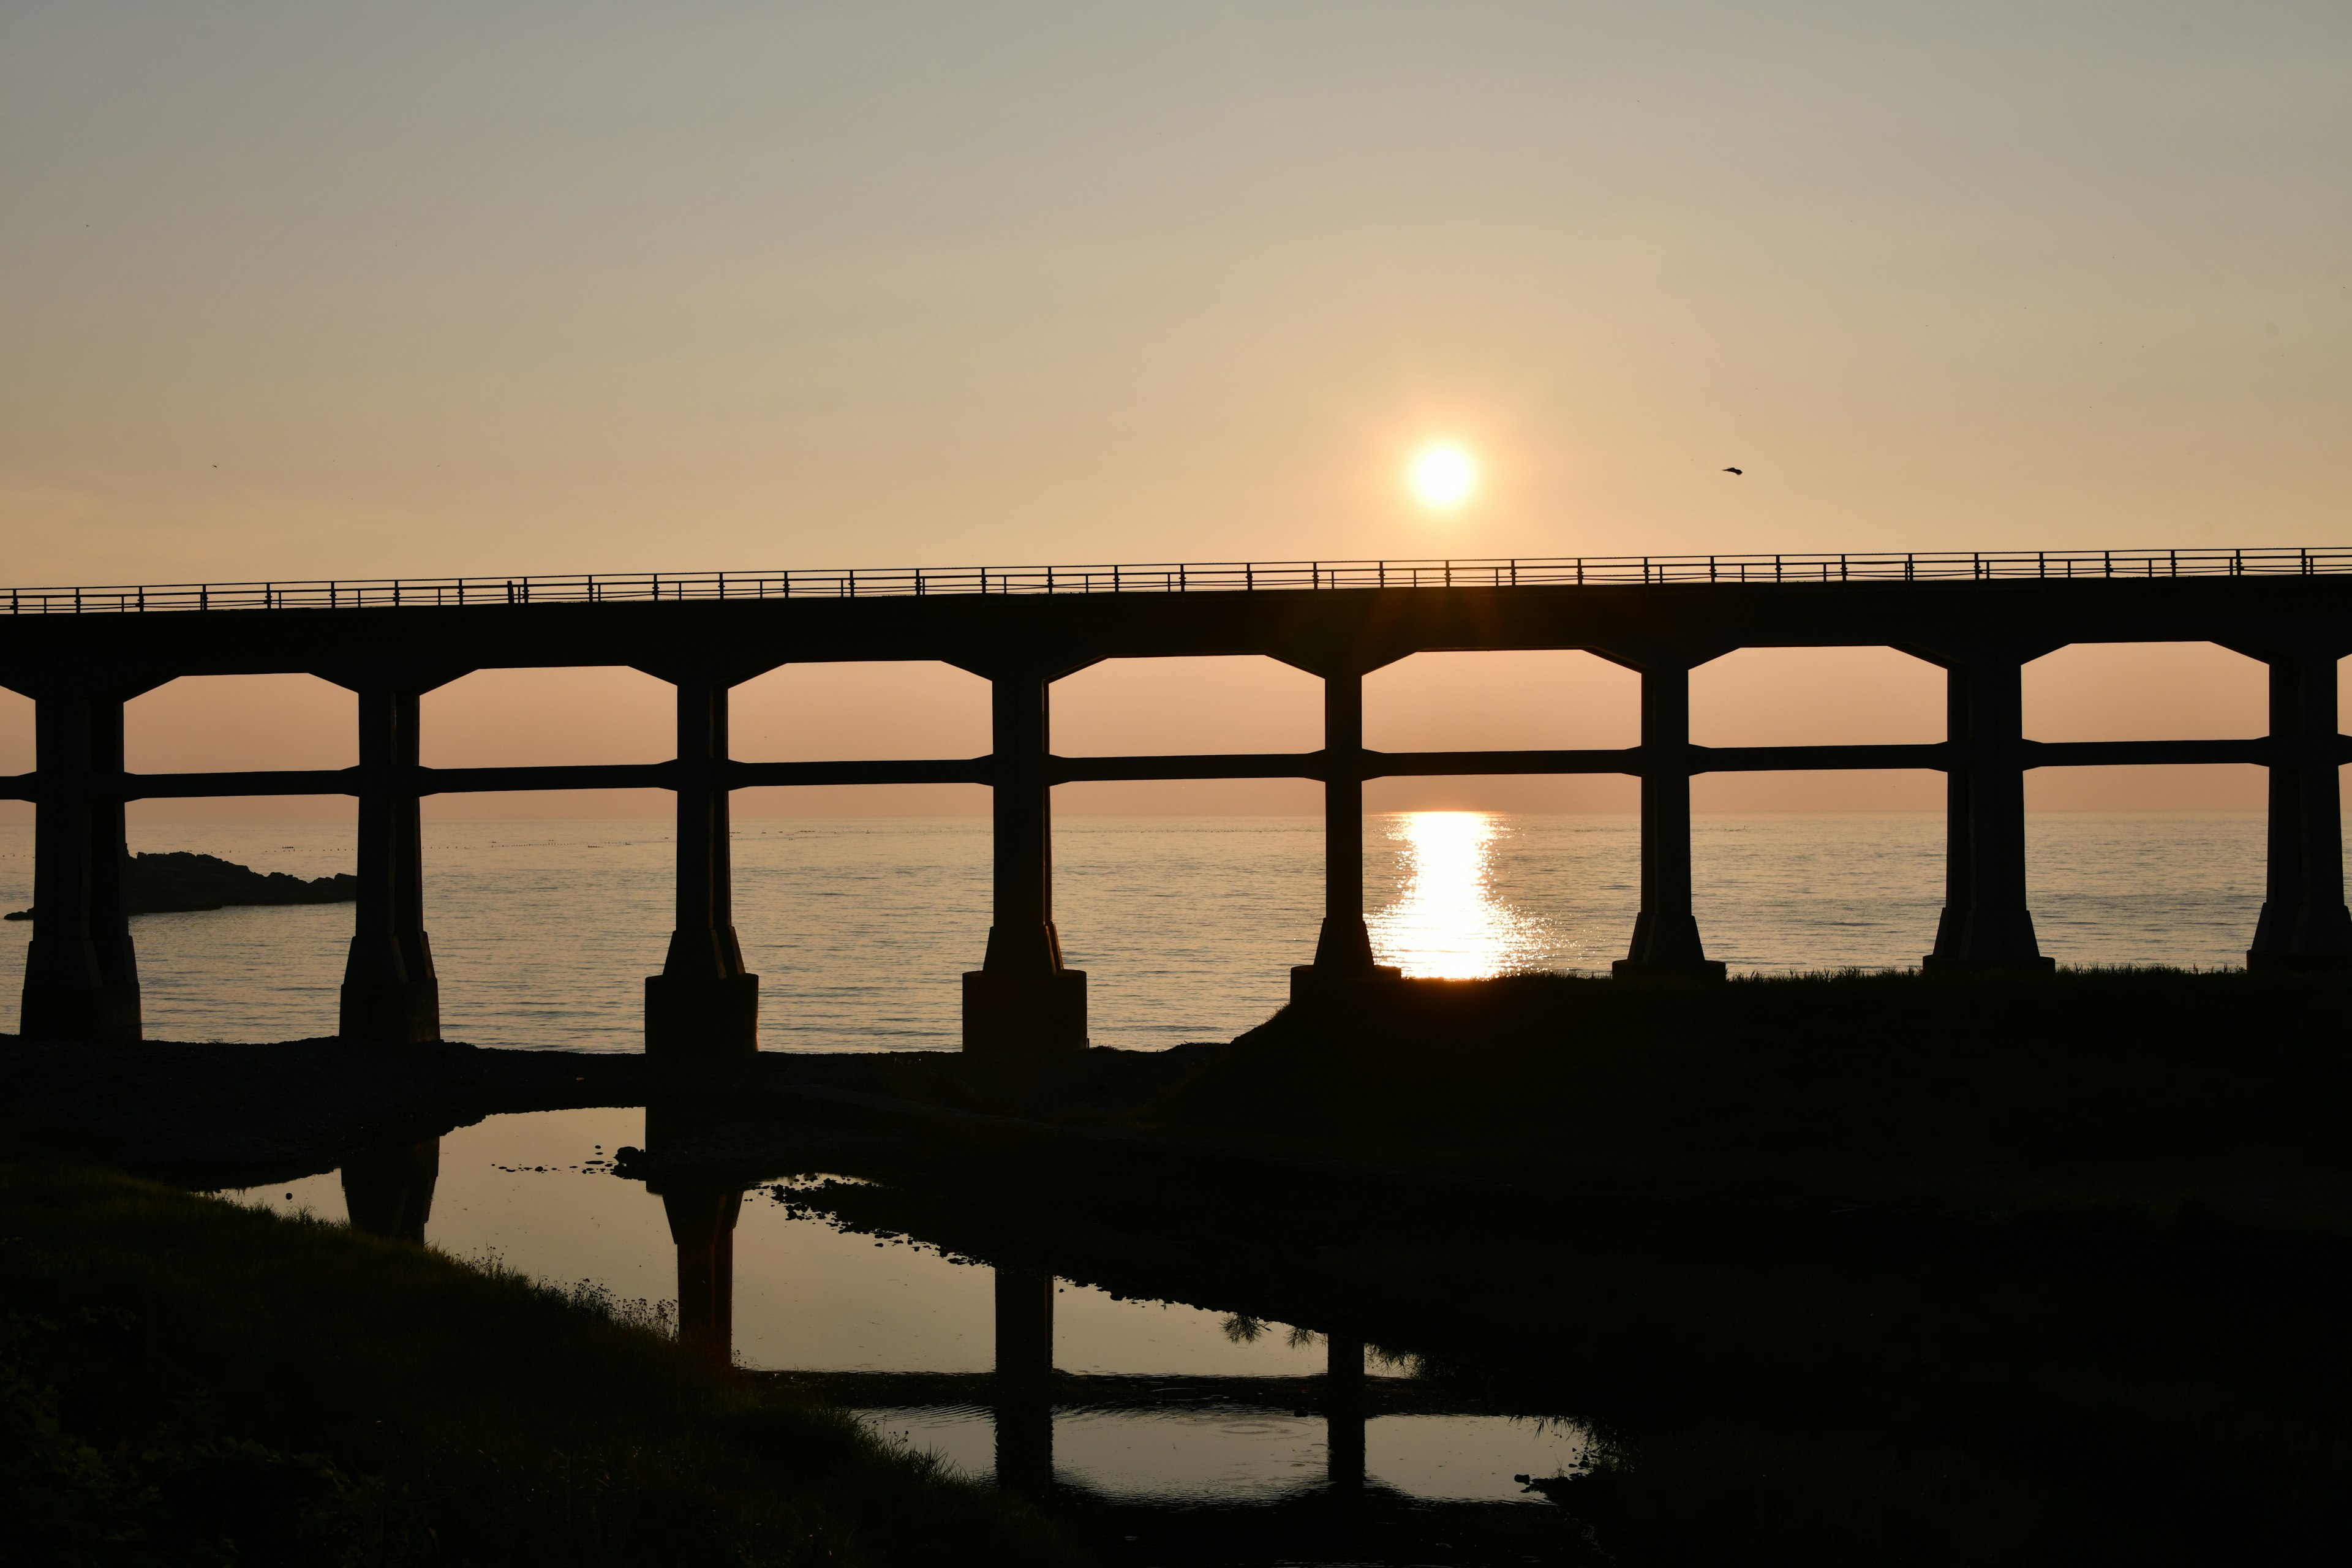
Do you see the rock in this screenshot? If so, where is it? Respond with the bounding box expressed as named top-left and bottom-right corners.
top-left (4, 851), bottom-right (360, 920)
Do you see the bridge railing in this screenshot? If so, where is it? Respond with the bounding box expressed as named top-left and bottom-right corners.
top-left (4, 546), bottom-right (2346, 614)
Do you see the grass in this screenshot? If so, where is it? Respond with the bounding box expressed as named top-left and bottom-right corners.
top-left (1149, 967), bottom-right (2352, 1219)
top-left (0, 1152), bottom-right (1077, 1567)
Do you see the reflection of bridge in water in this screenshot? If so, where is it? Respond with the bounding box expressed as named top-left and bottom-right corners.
top-left (10, 548), bottom-right (2350, 1049)
top-left (330, 1120), bottom-right (1512, 1510)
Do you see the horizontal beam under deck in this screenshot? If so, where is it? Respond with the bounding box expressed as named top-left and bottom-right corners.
top-left (0, 734), bottom-right (2321, 804)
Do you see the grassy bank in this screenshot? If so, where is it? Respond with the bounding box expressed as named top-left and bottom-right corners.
top-left (795, 968), bottom-right (2352, 1566)
top-left (1, 1153), bottom-right (1075, 1567)
top-left (1152, 967), bottom-right (2352, 1219)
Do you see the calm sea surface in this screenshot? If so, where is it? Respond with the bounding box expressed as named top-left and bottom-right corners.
top-left (0, 811), bottom-right (2277, 1052)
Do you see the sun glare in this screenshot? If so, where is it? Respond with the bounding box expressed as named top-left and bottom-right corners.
top-left (1408, 442), bottom-right (1477, 510)
top-left (1368, 812), bottom-right (1551, 978)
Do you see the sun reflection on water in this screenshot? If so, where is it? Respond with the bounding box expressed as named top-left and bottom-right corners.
top-left (1368, 812), bottom-right (1555, 978)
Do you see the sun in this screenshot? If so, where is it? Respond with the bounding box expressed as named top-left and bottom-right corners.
top-left (1408, 442), bottom-right (1477, 510)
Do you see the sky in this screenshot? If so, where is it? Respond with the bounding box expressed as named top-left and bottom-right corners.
top-left (2, 2), bottom-right (2346, 816)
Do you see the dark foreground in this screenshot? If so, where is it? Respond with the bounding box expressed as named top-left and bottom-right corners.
top-left (0, 1153), bottom-right (1076, 1567)
top-left (7, 967), bottom-right (2351, 1565)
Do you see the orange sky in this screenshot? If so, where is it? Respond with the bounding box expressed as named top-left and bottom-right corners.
top-left (2, 3), bottom-right (2345, 818)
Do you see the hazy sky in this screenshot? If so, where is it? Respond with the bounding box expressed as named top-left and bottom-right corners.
top-left (2, 3), bottom-right (2345, 815)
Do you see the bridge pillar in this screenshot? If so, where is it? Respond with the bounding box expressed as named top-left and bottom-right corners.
top-left (646, 677), bottom-right (759, 1056)
top-left (340, 1137), bottom-right (440, 1242)
top-left (20, 691), bottom-right (141, 1041)
top-left (963, 669), bottom-right (1087, 1052)
top-left (1292, 669), bottom-right (1399, 1004)
top-left (993, 1266), bottom-right (1055, 1494)
top-left (1615, 664), bottom-right (1725, 978)
top-left (1924, 658), bottom-right (2052, 971)
top-left (2248, 654), bottom-right (2352, 970)
top-left (658, 1182), bottom-right (744, 1368)
top-left (340, 688), bottom-right (442, 1042)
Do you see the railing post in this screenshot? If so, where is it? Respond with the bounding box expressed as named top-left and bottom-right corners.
top-left (1923, 655), bottom-right (2052, 971)
top-left (1292, 669), bottom-right (1399, 1004)
top-left (963, 666), bottom-right (1087, 1052)
top-left (646, 676), bottom-right (758, 1055)
top-left (1614, 662), bottom-right (1725, 978)
top-left (19, 689), bottom-right (142, 1041)
top-left (2248, 652), bottom-right (2352, 969)
top-left (339, 686), bottom-right (442, 1041)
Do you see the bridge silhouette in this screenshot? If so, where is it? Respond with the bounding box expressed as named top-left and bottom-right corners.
top-left (6, 546), bottom-right (2349, 1050)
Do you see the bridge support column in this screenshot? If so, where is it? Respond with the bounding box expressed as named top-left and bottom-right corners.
top-left (1925, 658), bottom-right (2052, 971)
top-left (20, 691), bottom-right (141, 1041)
top-left (2248, 654), bottom-right (2352, 970)
top-left (341, 688), bottom-right (442, 1041)
top-left (646, 677), bottom-right (758, 1057)
top-left (659, 1182), bottom-right (744, 1368)
top-left (963, 669), bottom-right (1087, 1052)
top-left (341, 1137), bottom-right (441, 1242)
top-left (1615, 665), bottom-right (1725, 978)
top-left (1292, 669), bottom-right (1399, 1005)
top-left (993, 1266), bottom-right (1055, 1494)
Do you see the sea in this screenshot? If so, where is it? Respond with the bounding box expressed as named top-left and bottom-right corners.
top-left (0, 811), bottom-right (2277, 1051)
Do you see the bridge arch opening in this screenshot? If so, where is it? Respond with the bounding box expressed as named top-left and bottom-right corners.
top-left (2024, 642), bottom-right (2267, 810)
top-left (2017, 643), bottom-right (2272, 967)
top-left (1364, 650), bottom-right (1637, 814)
top-left (126, 673), bottom-right (356, 815)
top-left (1691, 646), bottom-right (1944, 812)
top-left (1054, 657), bottom-right (1320, 755)
top-left (1, 688), bottom-right (37, 1020)
top-left (0, 686), bottom-right (29, 820)
top-left (733, 660), bottom-right (989, 769)
top-left (418, 668), bottom-right (677, 823)
top-left (1052, 655), bottom-right (1320, 815)
top-left (423, 665), bottom-right (673, 775)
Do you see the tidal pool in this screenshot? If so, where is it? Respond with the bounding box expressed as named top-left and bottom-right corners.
top-left (231, 1106), bottom-right (1594, 1562)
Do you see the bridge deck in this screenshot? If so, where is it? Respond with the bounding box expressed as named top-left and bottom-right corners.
top-left (7, 548), bottom-right (2348, 1047)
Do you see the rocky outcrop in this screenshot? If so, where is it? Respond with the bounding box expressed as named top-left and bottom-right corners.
top-left (3, 851), bottom-right (358, 921)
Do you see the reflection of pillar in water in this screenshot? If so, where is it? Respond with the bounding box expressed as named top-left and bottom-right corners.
top-left (992, 1267), bottom-right (1055, 1494)
top-left (659, 1184), bottom-right (744, 1368)
top-left (341, 1138), bottom-right (441, 1242)
top-left (1325, 1330), bottom-right (1366, 1493)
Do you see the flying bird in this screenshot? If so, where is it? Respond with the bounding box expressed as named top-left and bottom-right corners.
top-left (1722, 467), bottom-right (1743, 475)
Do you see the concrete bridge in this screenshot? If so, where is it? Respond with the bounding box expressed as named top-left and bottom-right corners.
top-left (6, 546), bottom-right (2349, 1050)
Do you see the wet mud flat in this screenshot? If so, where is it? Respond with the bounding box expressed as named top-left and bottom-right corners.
top-left (0, 1032), bottom-right (1221, 1190)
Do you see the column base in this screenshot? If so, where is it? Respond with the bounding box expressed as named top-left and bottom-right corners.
top-left (339, 979), bottom-right (442, 1044)
top-left (645, 973), bottom-right (760, 1058)
top-left (2248, 899), bottom-right (2352, 970)
top-left (1288, 963), bottom-right (1404, 1007)
top-left (18, 982), bottom-right (142, 1042)
top-left (962, 969), bottom-right (1088, 1054)
top-left (1920, 954), bottom-right (2057, 974)
top-left (1611, 959), bottom-right (1728, 981)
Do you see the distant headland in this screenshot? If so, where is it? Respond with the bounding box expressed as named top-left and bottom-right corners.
top-left (4, 851), bottom-right (356, 921)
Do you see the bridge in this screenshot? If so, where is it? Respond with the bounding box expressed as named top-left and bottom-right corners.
top-left (6, 545), bottom-right (2349, 1050)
